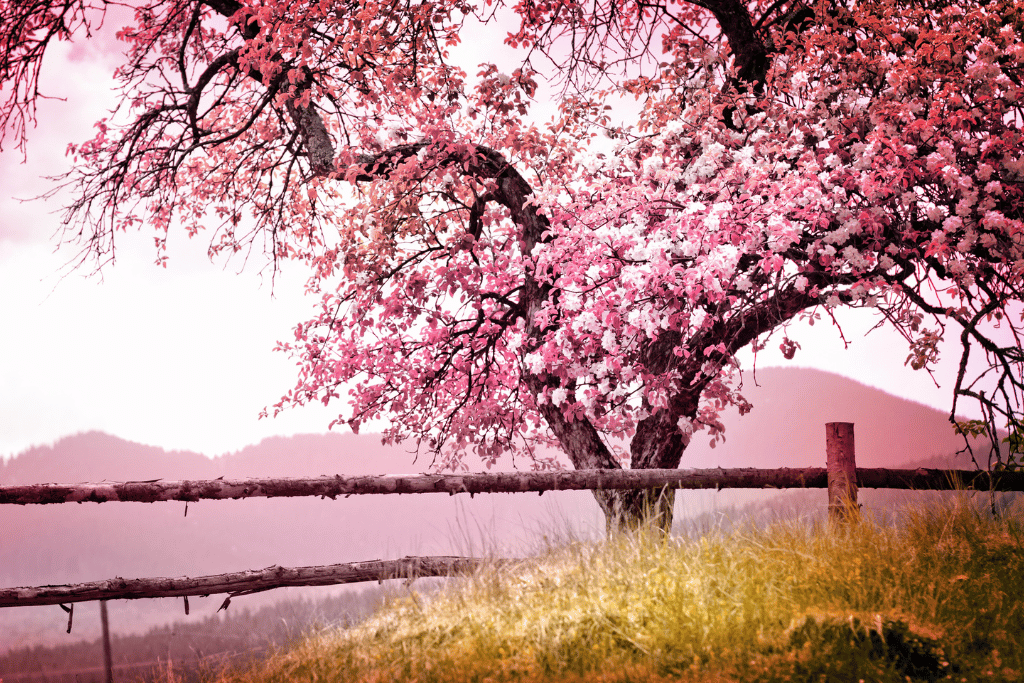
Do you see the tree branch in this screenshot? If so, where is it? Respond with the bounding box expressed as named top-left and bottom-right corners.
top-left (693, 0), bottom-right (770, 88)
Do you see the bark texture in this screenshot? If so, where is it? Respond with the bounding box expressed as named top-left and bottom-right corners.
top-left (3, 468), bottom-right (1021, 506)
top-left (0, 556), bottom-right (492, 608)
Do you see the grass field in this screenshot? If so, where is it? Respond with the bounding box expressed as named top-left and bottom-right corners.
top-left (205, 495), bottom-right (1023, 683)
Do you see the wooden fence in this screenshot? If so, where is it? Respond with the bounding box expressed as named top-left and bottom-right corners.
top-left (2, 422), bottom-right (1022, 612)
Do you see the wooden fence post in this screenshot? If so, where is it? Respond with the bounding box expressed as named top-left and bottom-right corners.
top-left (826, 422), bottom-right (858, 523)
top-left (101, 600), bottom-right (113, 683)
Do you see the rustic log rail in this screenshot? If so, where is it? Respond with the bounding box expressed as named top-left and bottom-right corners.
top-left (0, 556), bottom-right (499, 609)
top-left (2, 467), bottom-right (1023, 506)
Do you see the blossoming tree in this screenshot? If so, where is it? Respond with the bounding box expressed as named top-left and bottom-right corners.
top-left (3, 0), bottom-right (1022, 529)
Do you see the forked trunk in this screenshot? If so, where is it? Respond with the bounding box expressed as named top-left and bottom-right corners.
top-left (533, 386), bottom-right (692, 534)
top-left (603, 404), bottom-right (695, 533)
top-left (528, 381), bottom-right (681, 534)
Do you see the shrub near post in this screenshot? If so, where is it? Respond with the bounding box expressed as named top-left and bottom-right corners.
top-left (826, 422), bottom-right (859, 524)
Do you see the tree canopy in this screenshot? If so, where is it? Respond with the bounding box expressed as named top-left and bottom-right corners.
top-left (3, 0), bottom-right (1023, 528)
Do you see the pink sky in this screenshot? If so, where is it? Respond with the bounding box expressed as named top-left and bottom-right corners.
top-left (0, 9), bottom-right (994, 461)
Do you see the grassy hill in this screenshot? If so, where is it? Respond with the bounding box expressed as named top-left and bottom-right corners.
top-left (206, 496), bottom-right (1023, 683)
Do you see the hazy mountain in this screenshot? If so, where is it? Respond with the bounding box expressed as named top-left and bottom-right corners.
top-left (0, 367), bottom-right (972, 652)
top-left (678, 366), bottom-right (967, 469)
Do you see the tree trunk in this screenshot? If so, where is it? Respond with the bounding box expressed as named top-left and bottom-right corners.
top-left (596, 485), bottom-right (676, 534)
top-left (528, 404), bottom-right (686, 534)
top-left (616, 405), bottom-right (697, 533)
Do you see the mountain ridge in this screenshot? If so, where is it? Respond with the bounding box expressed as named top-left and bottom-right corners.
top-left (2, 366), bottom-right (968, 480)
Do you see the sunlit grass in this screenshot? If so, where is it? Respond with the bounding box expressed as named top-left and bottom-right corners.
top-left (207, 495), bottom-right (1023, 683)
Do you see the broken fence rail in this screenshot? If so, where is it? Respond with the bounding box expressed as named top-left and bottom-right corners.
top-left (0, 556), bottom-right (501, 609)
top-left (2, 467), bottom-right (1023, 506)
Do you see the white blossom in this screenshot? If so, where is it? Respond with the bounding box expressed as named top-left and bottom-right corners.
top-left (957, 229), bottom-right (977, 253)
top-left (525, 352), bottom-right (545, 375)
top-left (690, 308), bottom-right (707, 329)
top-left (956, 197), bottom-right (975, 216)
top-left (642, 156), bottom-right (664, 175)
top-left (573, 310), bottom-right (601, 334)
top-left (561, 292), bottom-right (583, 311)
top-left (948, 260), bottom-right (968, 276)
top-left (601, 330), bottom-right (618, 353)
top-left (923, 203), bottom-right (945, 222)
top-left (842, 245), bottom-right (870, 270)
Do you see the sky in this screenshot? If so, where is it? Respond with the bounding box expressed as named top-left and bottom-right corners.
top-left (0, 7), bottom-right (994, 461)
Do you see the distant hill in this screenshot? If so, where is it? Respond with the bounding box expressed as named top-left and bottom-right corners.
top-left (678, 366), bottom-right (967, 469)
top-left (0, 367), bottom-right (972, 652)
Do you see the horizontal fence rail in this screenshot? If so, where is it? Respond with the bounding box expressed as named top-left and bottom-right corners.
top-left (2, 467), bottom-right (1023, 506)
top-left (0, 556), bottom-right (499, 609)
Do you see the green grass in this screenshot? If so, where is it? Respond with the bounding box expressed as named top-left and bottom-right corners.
top-left (207, 495), bottom-right (1024, 682)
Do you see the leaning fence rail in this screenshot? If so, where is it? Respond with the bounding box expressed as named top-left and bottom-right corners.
top-left (0, 556), bottom-right (499, 609)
